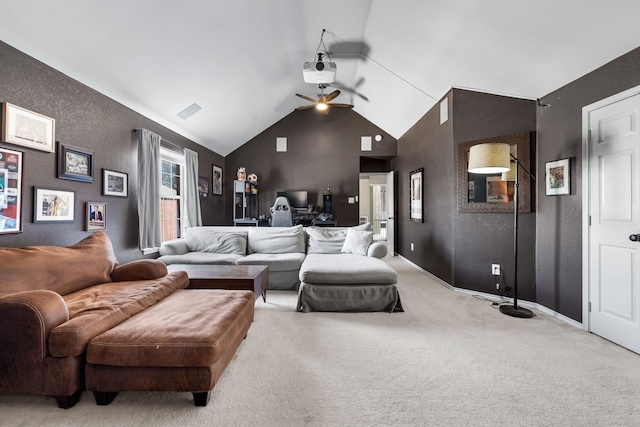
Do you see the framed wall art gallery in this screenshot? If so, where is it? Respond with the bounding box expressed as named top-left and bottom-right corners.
top-left (199, 176), bottom-right (209, 201)
top-left (1, 102), bottom-right (55, 153)
top-left (213, 165), bottom-right (222, 195)
top-left (58, 142), bottom-right (94, 183)
top-left (33, 187), bottom-right (75, 223)
top-left (86, 202), bottom-right (106, 231)
top-left (102, 169), bottom-right (128, 197)
top-left (0, 146), bottom-right (24, 234)
top-left (545, 158), bottom-right (570, 195)
top-left (409, 168), bottom-right (423, 222)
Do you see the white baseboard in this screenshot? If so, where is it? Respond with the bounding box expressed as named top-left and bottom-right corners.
top-left (398, 255), bottom-right (583, 329)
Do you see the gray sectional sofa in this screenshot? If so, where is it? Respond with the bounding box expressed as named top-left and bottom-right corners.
top-left (158, 224), bottom-right (402, 312)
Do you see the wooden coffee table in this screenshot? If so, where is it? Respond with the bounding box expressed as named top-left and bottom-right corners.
top-left (166, 264), bottom-right (269, 302)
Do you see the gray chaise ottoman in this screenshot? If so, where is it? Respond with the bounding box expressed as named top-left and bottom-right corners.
top-left (297, 253), bottom-right (402, 313)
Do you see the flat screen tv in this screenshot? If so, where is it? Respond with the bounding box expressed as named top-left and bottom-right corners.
top-left (277, 190), bottom-right (308, 210)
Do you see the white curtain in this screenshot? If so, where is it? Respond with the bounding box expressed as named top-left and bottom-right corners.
top-left (137, 129), bottom-right (162, 249)
top-left (184, 148), bottom-right (202, 228)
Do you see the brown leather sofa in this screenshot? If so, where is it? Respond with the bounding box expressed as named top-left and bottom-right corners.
top-left (0, 232), bottom-right (254, 408)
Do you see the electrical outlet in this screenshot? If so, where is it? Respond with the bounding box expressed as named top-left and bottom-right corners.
top-left (411, 243), bottom-right (414, 251)
top-left (492, 264), bottom-right (500, 275)
top-left (496, 283), bottom-right (500, 290)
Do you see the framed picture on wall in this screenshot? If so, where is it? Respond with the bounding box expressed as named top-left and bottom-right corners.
top-left (410, 168), bottom-right (424, 222)
top-left (213, 165), bottom-right (222, 195)
top-left (545, 158), bottom-right (570, 195)
top-left (199, 176), bottom-right (209, 201)
top-left (0, 146), bottom-right (24, 234)
top-left (102, 169), bottom-right (128, 197)
top-left (1, 102), bottom-right (55, 153)
top-left (57, 142), bottom-right (94, 182)
top-left (33, 187), bottom-right (75, 223)
top-left (86, 202), bottom-right (106, 231)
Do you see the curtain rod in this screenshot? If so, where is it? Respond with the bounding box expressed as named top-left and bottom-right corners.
top-left (134, 128), bottom-right (183, 150)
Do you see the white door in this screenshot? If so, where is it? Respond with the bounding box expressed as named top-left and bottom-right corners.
top-left (386, 171), bottom-right (395, 256)
top-left (587, 92), bottom-right (640, 354)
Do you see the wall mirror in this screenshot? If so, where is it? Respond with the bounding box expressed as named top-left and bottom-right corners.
top-left (456, 132), bottom-right (532, 213)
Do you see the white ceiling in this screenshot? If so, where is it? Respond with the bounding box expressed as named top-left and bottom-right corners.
top-left (1, 1), bottom-right (640, 156)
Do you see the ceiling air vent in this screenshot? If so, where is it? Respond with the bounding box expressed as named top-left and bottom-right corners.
top-left (177, 103), bottom-right (202, 120)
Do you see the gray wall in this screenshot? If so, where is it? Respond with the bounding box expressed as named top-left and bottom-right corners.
top-left (0, 41), bottom-right (225, 262)
top-left (225, 108), bottom-right (396, 226)
top-left (393, 89), bottom-right (536, 296)
top-left (536, 46), bottom-right (640, 321)
top-left (393, 93), bottom-right (455, 283)
top-left (452, 90), bottom-right (537, 299)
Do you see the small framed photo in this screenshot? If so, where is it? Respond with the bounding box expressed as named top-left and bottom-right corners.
top-left (33, 187), bottom-right (75, 223)
top-left (58, 142), bottom-right (94, 182)
top-left (1, 102), bottom-right (55, 153)
top-left (86, 202), bottom-right (106, 230)
top-left (0, 146), bottom-right (24, 234)
top-left (410, 167), bottom-right (424, 222)
top-left (199, 176), bottom-right (209, 201)
top-left (213, 165), bottom-right (222, 195)
top-left (546, 158), bottom-right (570, 195)
top-left (103, 169), bottom-right (128, 197)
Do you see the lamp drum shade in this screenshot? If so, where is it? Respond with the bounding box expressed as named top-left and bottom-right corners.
top-left (501, 161), bottom-right (517, 181)
top-left (467, 143), bottom-right (511, 174)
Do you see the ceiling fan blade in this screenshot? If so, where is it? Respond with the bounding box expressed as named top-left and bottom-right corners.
top-left (325, 90), bottom-right (341, 102)
top-left (295, 93), bottom-right (318, 104)
top-left (328, 103), bottom-right (354, 109)
top-left (331, 82), bottom-right (369, 102)
top-left (295, 105), bottom-right (317, 110)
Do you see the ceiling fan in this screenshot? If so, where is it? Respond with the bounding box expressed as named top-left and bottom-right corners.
top-left (295, 84), bottom-right (354, 116)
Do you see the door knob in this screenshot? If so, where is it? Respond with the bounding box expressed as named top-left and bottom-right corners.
top-left (630, 234), bottom-right (640, 242)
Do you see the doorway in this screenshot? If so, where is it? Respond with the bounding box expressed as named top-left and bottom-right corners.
top-left (359, 172), bottom-right (395, 255)
top-left (583, 85), bottom-right (640, 354)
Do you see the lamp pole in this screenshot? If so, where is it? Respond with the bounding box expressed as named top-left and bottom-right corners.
top-left (499, 155), bottom-right (534, 318)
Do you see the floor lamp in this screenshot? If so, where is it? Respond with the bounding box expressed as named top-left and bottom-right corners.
top-left (467, 143), bottom-right (535, 318)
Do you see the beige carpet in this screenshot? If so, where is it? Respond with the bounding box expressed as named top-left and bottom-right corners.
top-left (3, 256), bottom-right (640, 426)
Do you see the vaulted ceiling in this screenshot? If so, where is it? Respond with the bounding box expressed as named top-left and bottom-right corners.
top-left (1, 1), bottom-right (640, 156)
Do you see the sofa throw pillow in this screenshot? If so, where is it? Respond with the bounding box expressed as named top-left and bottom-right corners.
top-left (307, 223), bottom-right (373, 254)
top-left (185, 228), bottom-right (247, 255)
top-left (341, 228), bottom-right (374, 256)
top-left (248, 225), bottom-right (305, 254)
top-left (306, 227), bottom-right (347, 254)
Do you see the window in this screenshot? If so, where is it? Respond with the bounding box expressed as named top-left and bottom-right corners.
top-left (160, 147), bottom-right (184, 242)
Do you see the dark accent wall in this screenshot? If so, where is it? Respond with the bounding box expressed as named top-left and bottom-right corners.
top-left (393, 93), bottom-right (455, 283)
top-left (393, 89), bottom-right (536, 297)
top-left (225, 108), bottom-right (396, 226)
top-left (452, 90), bottom-right (537, 299)
top-left (536, 46), bottom-right (640, 321)
top-left (0, 41), bottom-right (225, 262)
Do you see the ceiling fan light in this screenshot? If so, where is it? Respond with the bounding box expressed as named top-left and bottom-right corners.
top-left (316, 102), bottom-right (328, 111)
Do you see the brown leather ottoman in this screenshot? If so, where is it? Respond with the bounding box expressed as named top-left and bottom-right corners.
top-left (85, 289), bottom-right (254, 406)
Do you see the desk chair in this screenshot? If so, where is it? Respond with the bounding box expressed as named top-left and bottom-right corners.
top-left (270, 196), bottom-right (293, 227)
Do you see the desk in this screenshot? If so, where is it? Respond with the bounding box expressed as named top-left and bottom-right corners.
top-left (293, 214), bottom-right (314, 226)
top-left (311, 219), bottom-right (338, 227)
top-left (233, 218), bottom-right (269, 227)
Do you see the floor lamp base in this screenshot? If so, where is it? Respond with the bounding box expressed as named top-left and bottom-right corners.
top-left (499, 304), bottom-right (535, 318)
